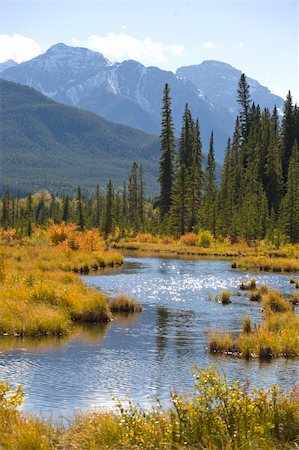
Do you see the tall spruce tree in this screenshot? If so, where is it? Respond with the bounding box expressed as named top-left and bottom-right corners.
top-left (76, 186), bottom-right (85, 231)
top-left (280, 141), bottom-right (299, 242)
top-left (201, 131), bottom-right (217, 235)
top-left (158, 83), bottom-right (176, 218)
top-left (104, 180), bottom-right (113, 237)
top-left (188, 118), bottom-right (202, 230)
top-left (281, 91), bottom-right (295, 187)
top-left (237, 73), bottom-right (251, 142)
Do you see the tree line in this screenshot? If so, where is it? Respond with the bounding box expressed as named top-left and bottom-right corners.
top-left (1, 75), bottom-right (298, 243)
top-left (158, 77), bottom-right (299, 243)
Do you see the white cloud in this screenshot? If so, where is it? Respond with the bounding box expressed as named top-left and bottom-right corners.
top-left (0, 34), bottom-right (41, 63)
top-left (74, 32), bottom-right (185, 66)
top-left (203, 41), bottom-right (224, 49)
top-left (271, 85), bottom-right (299, 103)
top-left (233, 41), bottom-right (245, 49)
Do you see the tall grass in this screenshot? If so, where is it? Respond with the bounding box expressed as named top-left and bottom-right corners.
top-left (0, 234), bottom-right (123, 336)
top-left (209, 288), bottom-right (299, 359)
top-left (1, 367), bottom-right (298, 449)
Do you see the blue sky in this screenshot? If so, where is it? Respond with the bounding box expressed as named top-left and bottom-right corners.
top-left (1, 0), bottom-right (298, 101)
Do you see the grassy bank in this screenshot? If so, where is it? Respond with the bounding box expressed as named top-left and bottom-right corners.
top-left (0, 366), bottom-right (298, 449)
top-left (0, 226), bottom-right (124, 336)
top-left (113, 232), bottom-right (299, 272)
top-left (209, 289), bottom-right (299, 358)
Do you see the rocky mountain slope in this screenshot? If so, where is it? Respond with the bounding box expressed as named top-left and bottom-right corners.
top-left (176, 60), bottom-right (284, 115)
top-left (0, 44), bottom-right (232, 160)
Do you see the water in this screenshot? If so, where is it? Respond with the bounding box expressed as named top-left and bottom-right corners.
top-left (0, 256), bottom-right (298, 418)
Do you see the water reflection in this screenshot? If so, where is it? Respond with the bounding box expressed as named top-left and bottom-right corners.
top-left (0, 256), bottom-right (298, 418)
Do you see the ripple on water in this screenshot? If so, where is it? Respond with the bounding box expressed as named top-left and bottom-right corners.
top-left (0, 256), bottom-right (298, 418)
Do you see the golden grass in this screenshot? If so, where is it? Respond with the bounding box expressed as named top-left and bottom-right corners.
top-left (0, 236), bottom-right (123, 336)
top-left (209, 289), bottom-right (299, 359)
top-left (109, 293), bottom-right (142, 313)
top-left (1, 367), bottom-right (298, 449)
top-left (233, 256), bottom-right (299, 273)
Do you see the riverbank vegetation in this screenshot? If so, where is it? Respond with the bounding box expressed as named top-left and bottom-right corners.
top-left (0, 366), bottom-right (298, 449)
top-left (0, 224), bottom-right (123, 336)
top-left (209, 288), bottom-right (299, 358)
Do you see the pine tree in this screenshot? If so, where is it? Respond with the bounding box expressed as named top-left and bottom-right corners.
top-left (237, 73), bottom-right (251, 141)
top-left (62, 195), bottom-right (70, 222)
top-left (104, 180), bottom-right (113, 238)
top-left (281, 91), bottom-right (295, 187)
top-left (280, 141), bottom-right (299, 242)
top-left (201, 131), bottom-right (217, 235)
top-left (128, 162), bottom-right (139, 230)
top-left (76, 186), bottom-right (85, 231)
top-left (158, 83), bottom-right (176, 218)
top-left (138, 164), bottom-right (145, 229)
top-left (26, 193), bottom-right (33, 236)
top-left (188, 118), bottom-right (202, 230)
top-left (93, 184), bottom-right (101, 228)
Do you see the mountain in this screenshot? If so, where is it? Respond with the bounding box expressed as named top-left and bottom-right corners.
top-left (176, 61), bottom-right (285, 115)
top-left (0, 44), bottom-right (233, 160)
top-left (0, 59), bottom-right (18, 72)
top-left (0, 79), bottom-right (160, 195)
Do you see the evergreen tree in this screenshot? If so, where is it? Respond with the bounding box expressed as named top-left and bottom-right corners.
top-left (281, 91), bottom-right (295, 187)
top-left (158, 83), bottom-right (176, 218)
top-left (104, 180), bottom-right (113, 237)
top-left (138, 164), bottom-right (145, 228)
top-left (128, 162), bottom-right (139, 229)
top-left (62, 195), bottom-right (70, 222)
top-left (188, 118), bottom-right (202, 230)
top-left (201, 132), bottom-right (217, 235)
top-left (76, 186), bottom-right (85, 231)
top-left (280, 141), bottom-right (299, 242)
top-left (237, 73), bottom-right (251, 141)
top-left (26, 193), bottom-right (33, 236)
top-left (93, 184), bottom-right (101, 228)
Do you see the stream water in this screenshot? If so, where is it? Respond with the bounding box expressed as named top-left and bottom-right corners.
top-left (0, 256), bottom-right (298, 418)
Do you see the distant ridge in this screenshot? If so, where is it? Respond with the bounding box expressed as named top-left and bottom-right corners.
top-left (0, 79), bottom-right (160, 195)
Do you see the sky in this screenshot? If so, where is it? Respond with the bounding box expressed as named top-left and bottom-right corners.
top-left (1, 0), bottom-right (298, 102)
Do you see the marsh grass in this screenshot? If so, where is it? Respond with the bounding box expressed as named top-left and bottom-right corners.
top-left (0, 237), bottom-right (122, 336)
top-left (219, 290), bottom-right (232, 304)
top-left (240, 278), bottom-right (257, 290)
top-left (209, 288), bottom-right (299, 359)
top-left (1, 367), bottom-right (298, 449)
top-left (109, 294), bottom-right (142, 313)
top-left (234, 256), bottom-right (299, 273)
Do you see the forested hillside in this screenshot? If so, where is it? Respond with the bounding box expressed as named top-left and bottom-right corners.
top-left (0, 79), bottom-right (160, 194)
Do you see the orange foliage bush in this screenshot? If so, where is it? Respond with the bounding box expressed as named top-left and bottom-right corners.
top-left (47, 222), bottom-right (78, 247)
top-left (179, 232), bottom-right (198, 246)
top-left (76, 229), bottom-right (103, 252)
top-left (0, 228), bottom-right (17, 242)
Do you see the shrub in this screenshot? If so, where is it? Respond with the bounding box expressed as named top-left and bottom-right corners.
top-left (47, 222), bottom-right (78, 247)
top-left (198, 230), bottom-right (214, 248)
top-left (179, 232), bottom-right (198, 246)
